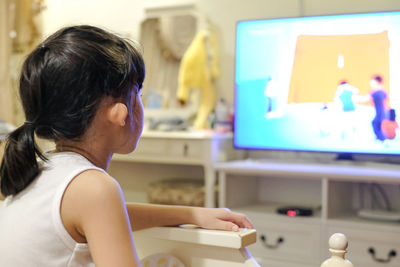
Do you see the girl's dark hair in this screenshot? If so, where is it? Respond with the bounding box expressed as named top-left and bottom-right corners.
top-left (0, 25), bottom-right (145, 196)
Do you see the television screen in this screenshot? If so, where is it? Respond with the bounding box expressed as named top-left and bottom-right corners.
top-left (234, 11), bottom-right (400, 156)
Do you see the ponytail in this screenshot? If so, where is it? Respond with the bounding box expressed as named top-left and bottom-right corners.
top-left (0, 122), bottom-right (46, 196)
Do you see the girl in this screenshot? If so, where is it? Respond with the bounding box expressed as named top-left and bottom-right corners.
top-left (0, 25), bottom-right (252, 267)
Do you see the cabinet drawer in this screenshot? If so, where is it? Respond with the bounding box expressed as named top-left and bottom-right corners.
top-left (134, 138), bottom-right (204, 162)
top-left (327, 226), bottom-right (400, 267)
top-left (135, 138), bottom-right (169, 154)
top-left (249, 216), bottom-right (321, 264)
top-left (167, 139), bottom-right (203, 159)
top-left (255, 257), bottom-right (319, 267)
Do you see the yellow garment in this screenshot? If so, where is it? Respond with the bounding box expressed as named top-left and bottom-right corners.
top-left (177, 30), bottom-right (219, 129)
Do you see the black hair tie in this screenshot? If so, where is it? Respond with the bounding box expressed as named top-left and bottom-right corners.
top-left (24, 121), bottom-right (36, 129)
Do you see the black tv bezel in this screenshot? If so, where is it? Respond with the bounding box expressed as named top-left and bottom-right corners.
top-left (233, 10), bottom-right (400, 159)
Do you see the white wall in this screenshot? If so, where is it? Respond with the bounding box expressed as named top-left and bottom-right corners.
top-left (41, 0), bottom-right (195, 39)
top-left (42, 0), bottom-right (143, 39)
top-left (41, 0), bottom-right (400, 103)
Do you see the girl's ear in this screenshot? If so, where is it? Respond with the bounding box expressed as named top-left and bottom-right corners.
top-left (108, 102), bottom-right (128, 127)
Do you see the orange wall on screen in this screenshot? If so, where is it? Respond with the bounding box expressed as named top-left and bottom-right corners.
top-left (288, 31), bottom-right (390, 105)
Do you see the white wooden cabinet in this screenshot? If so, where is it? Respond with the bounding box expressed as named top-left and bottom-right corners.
top-left (247, 213), bottom-right (321, 265)
top-left (109, 131), bottom-right (237, 207)
top-left (215, 160), bottom-right (400, 266)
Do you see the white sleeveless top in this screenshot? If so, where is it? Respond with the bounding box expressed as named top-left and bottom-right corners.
top-left (0, 152), bottom-right (106, 267)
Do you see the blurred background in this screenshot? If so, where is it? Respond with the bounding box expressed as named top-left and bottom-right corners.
top-left (1, 0), bottom-right (400, 127)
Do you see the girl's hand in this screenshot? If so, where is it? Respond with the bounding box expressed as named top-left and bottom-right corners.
top-left (192, 207), bottom-right (253, 232)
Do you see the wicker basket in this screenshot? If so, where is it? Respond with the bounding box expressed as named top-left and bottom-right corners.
top-left (147, 178), bottom-right (207, 207)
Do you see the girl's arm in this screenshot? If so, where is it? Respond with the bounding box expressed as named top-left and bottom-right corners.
top-left (126, 203), bottom-right (253, 232)
top-left (61, 170), bottom-right (141, 267)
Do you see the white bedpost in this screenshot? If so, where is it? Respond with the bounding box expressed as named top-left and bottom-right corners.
top-left (321, 233), bottom-right (354, 267)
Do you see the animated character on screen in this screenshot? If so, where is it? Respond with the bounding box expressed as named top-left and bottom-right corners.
top-left (369, 75), bottom-right (388, 141)
top-left (319, 103), bottom-right (331, 138)
top-left (335, 81), bottom-right (359, 112)
top-left (334, 80), bottom-right (359, 139)
top-left (264, 76), bottom-right (280, 118)
top-left (381, 108), bottom-right (399, 140)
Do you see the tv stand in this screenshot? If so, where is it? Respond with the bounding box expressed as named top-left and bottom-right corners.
top-left (215, 159), bottom-right (400, 267)
top-left (335, 152), bottom-right (354, 161)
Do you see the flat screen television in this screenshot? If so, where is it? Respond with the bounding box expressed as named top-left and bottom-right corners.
top-left (234, 11), bottom-right (400, 158)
